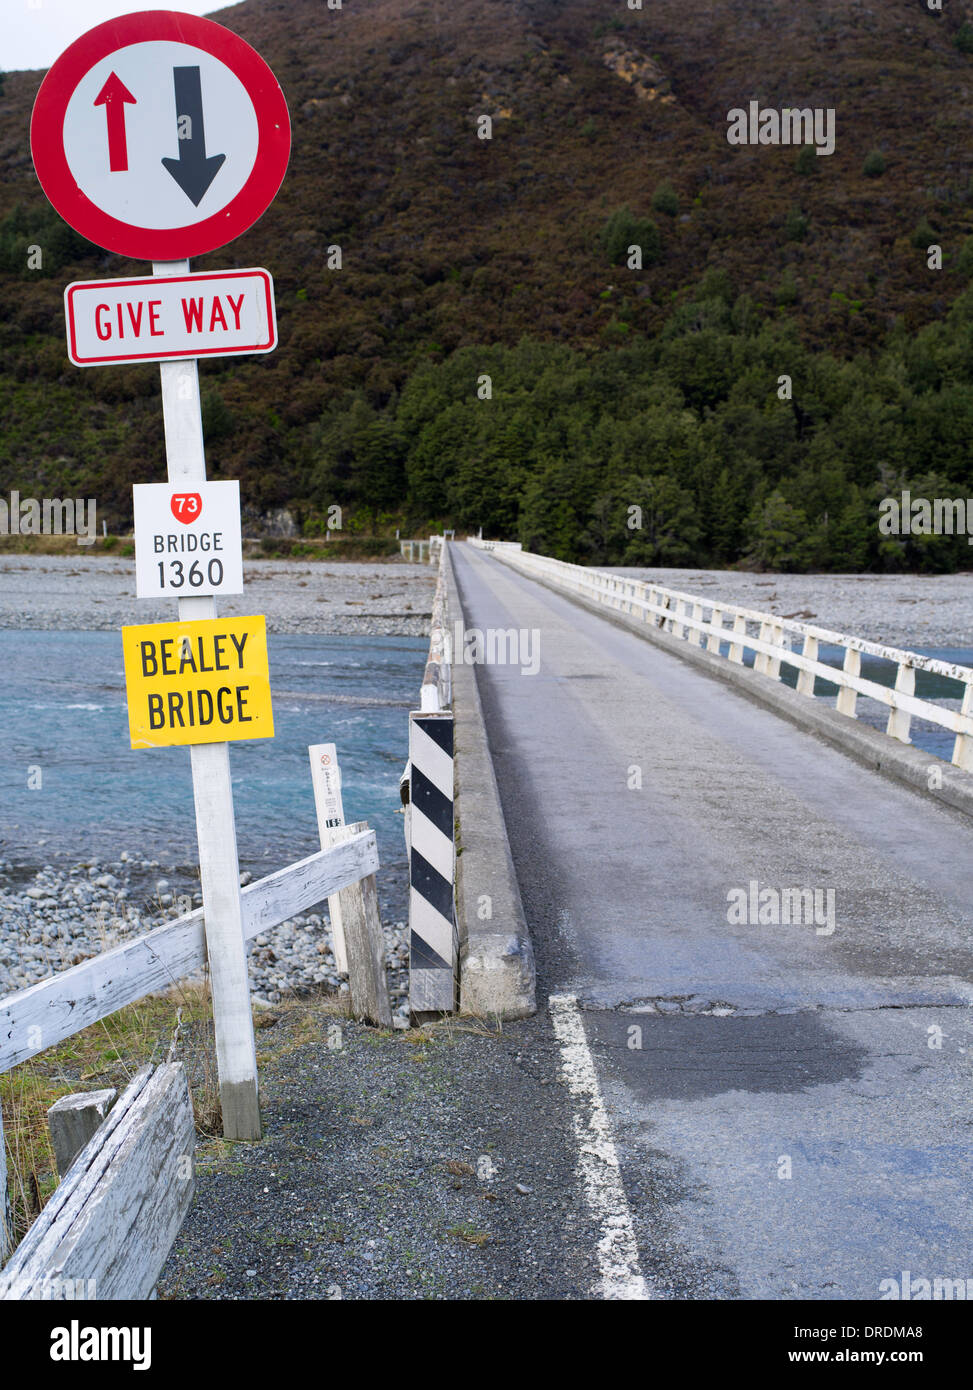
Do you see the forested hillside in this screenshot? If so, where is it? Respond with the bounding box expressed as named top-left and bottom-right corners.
top-left (2, 0), bottom-right (973, 568)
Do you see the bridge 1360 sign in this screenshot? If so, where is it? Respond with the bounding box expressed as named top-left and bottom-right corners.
top-left (30, 10), bottom-right (290, 260)
top-left (133, 480), bottom-right (243, 598)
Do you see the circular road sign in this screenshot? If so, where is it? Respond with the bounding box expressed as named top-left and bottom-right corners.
top-left (30, 10), bottom-right (291, 261)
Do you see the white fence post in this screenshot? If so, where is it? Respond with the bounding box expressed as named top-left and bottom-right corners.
top-left (754, 620), bottom-right (771, 675)
top-left (688, 602), bottom-right (703, 647)
top-left (886, 663), bottom-right (915, 743)
top-left (767, 623), bottom-right (784, 680)
top-left (953, 683), bottom-right (973, 770)
top-left (47, 1089), bottom-right (116, 1178)
top-left (707, 608), bottom-right (723, 654)
top-left (331, 823), bottom-right (392, 1028)
top-left (308, 743), bottom-right (349, 974)
top-left (0, 832), bottom-right (379, 1076)
top-left (836, 647), bottom-right (861, 718)
top-left (797, 634), bottom-right (818, 696)
top-left (729, 613), bottom-right (746, 663)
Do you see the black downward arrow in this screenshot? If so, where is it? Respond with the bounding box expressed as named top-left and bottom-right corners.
top-left (161, 66), bottom-right (226, 206)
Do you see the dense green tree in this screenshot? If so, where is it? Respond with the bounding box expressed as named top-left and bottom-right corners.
top-left (598, 207), bottom-right (663, 267)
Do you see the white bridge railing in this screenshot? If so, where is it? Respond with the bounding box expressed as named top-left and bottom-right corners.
top-left (420, 546), bottom-right (451, 714)
top-left (476, 544), bottom-right (973, 772)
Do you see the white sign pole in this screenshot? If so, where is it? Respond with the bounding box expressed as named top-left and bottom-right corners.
top-left (154, 257), bottom-right (260, 1142)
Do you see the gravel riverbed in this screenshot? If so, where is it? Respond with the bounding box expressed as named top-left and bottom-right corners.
top-left (0, 553), bottom-right (437, 636)
top-left (0, 856), bottom-right (412, 1022)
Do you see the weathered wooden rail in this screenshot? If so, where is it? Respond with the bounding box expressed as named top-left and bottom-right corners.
top-left (1, 778), bottom-right (391, 1275)
top-left (477, 543), bottom-right (973, 771)
top-left (0, 830), bottom-right (378, 1076)
top-left (0, 1065), bottom-right (194, 1300)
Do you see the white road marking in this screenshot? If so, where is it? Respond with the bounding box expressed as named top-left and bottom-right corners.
top-left (549, 992), bottom-right (651, 1300)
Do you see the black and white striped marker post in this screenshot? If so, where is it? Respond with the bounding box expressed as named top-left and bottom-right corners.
top-left (408, 711), bottom-right (457, 1013)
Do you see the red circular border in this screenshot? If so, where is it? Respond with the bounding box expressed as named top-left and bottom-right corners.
top-left (30, 10), bottom-right (291, 261)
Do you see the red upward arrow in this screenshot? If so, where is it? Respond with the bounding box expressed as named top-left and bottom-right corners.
top-left (94, 72), bottom-right (136, 173)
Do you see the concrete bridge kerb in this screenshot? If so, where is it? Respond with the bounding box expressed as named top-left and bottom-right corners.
top-left (441, 543), bottom-right (537, 1019)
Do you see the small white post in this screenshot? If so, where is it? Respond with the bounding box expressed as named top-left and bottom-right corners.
top-left (767, 623), bottom-right (784, 680)
top-left (308, 743), bottom-right (348, 974)
top-left (47, 1089), bottom-right (116, 1178)
top-left (729, 613), bottom-right (746, 663)
top-left (886, 662), bottom-right (915, 743)
top-left (836, 646), bottom-right (861, 719)
top-left (688, 602), bottom-right (703, 647)
top-left (331, 823), bottom-right (392, 1028)
top-left (952, 682), bottom-right (973, 770)
top-left (154, 258), bottom-right (260, 1142)
top-left (797, 634), bottom-right (818, 696)
top-left (754, 620), bottom-right (771, 675)
top-left (707, 608), bottom-right (723, 654)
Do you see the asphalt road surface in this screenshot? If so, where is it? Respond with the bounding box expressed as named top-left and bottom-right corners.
top-left (451, 543), bottom-right (973, 1300)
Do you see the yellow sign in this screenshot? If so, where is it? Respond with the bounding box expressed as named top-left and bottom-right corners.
top-left (121, 616), bottom-right (274, 749)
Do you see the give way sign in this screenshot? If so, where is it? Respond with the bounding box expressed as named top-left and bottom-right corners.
top-left (30, 10), bottom-right (290, 262)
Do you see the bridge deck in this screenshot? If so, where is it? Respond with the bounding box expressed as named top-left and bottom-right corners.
top-left (453, 542), bottom-right (973, 1298)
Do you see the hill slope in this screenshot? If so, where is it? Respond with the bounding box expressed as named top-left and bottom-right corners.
top-left (2, 0), bottom-right (973, 566)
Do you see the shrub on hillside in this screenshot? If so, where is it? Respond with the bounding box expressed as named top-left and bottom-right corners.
top-left (651, 182), bottom-right (679, 217)
top-left (598, 207), bottom-right (662, 266)
top-left (795, 144), bottom-right (817, 175)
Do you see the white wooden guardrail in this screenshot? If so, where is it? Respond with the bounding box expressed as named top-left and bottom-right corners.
top-left (0, 830), bottom-right (378, 1077)
top-left (475, 543), bottom-right (973, 771)
top-left (1, 825), bottom-right (382, 1262)
top-left (1, 1064), bottom-right (194, 1300)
